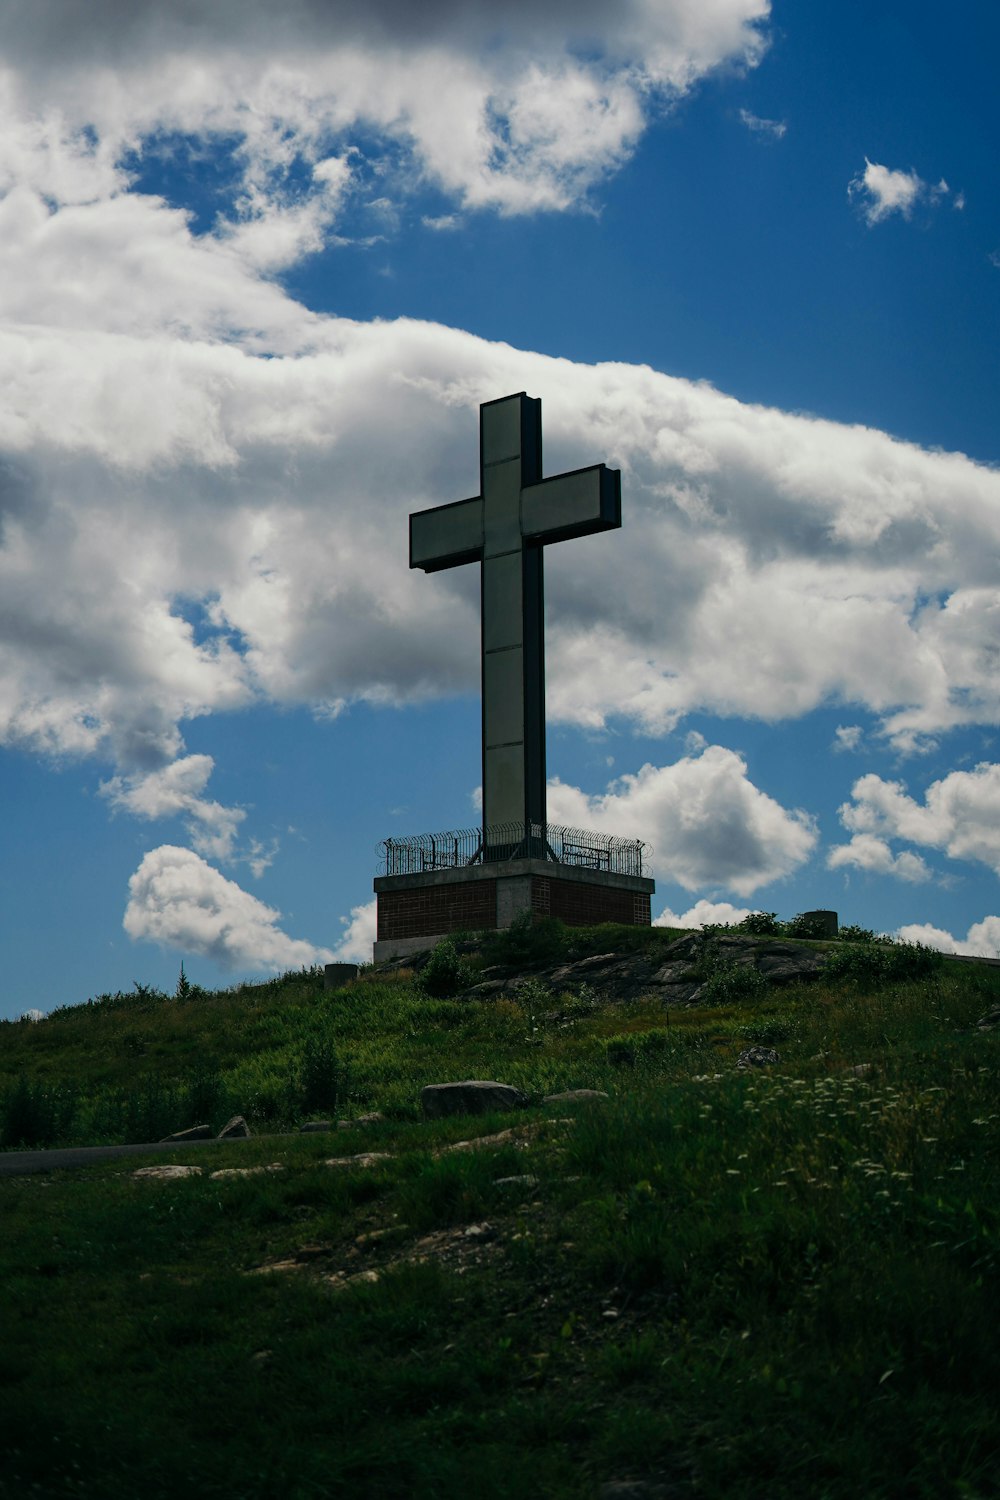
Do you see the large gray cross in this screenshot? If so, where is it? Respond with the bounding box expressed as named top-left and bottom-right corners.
top-left (410, 392), bottom-right (621, 839)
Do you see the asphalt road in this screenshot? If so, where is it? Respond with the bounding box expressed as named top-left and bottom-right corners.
top-left (0, 1134), bottom-right (268, 1177)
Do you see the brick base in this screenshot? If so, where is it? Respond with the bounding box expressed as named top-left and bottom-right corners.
top-left (377, 879), bottom-right (497, 943)
top-left (532, 877), bottom-right (651, 927)
top-left (373, 859), bottom-right (655, 958)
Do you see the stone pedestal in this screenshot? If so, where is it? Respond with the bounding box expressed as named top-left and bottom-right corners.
top-left (373, 858), bottom-right (654, 963)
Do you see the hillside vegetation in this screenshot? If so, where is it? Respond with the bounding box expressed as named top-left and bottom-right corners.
top-left (1, 919), bottom-right (998, 1499)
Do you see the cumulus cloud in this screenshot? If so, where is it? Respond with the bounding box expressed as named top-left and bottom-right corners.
top-left (547, 745), bottom-right (817, 896)
top-left (849, 158), bottom-right (957, 225)
top-left (834, 763), bottom-right (1000, 876)
top-left (654, 898), bottom-right (752, 928)
top-left (897, 915), bottom-right (1000, 958)
top-left (124, 845), bottom-right (334, 970)
top-left (826, 832), bottom-right (930, 883)
top-left (101, 755), bottom-right (246, 862)
top-left (332, 898), bottom-right (378, 963)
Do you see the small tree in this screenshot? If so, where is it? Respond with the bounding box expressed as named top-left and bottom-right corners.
top-left (418, 939), bottom-right (471, 998)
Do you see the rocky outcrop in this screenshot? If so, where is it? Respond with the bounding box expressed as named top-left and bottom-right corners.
top-left (217, 1115), bottom-right (251, 1139)
top-left (452, 931), bottom-right (830, 1009)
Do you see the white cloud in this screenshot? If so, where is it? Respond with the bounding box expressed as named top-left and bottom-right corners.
top-left (547, 745), bottom-right (817, 896)
top-left (0, 1), bottom-right (769, 222)
top-left (19, 1008), bottom-right (46, 1023)
top-left (834, 763), bottom-right (1000, 876)
top-left (1, 9), bottom-right (999, 849)
top-left (654, 898), bottom-right (752, 928)
top-left (833, 725), bottom-right (863, 753)
top-left (332, 898), bottom-right (378, 963)
top-left (826, 832), bottom-right (930, 883)
top-left (739, 108), bottom-right (786, 138)
top-left (2, 313), bottom-right (1000, 791)
top-left (849, 158), bottom-right (958, 225)
top-left (124, 845), bottom-right (334, 971)
top-left (897, 915), bottom-right (1000, 958)
top-left (101, 755), bottom-right (246, 862)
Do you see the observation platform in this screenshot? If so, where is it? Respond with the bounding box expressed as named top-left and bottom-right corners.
top-left (373, 822), bottom-right (655, 962)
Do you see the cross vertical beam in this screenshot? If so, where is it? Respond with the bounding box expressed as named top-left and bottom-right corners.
top-left (410, 392), bottom-right (621, 846)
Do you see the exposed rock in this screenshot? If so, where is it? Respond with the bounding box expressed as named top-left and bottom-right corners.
top-left (217, 1115), bottom-right (251, 1139)
top-left (159, 1124), bottom-right (213, 1143)
top-left (420, 1080), bottom-right (526, 1118)
top-left (737, 1046), bottom-right (781, 1069)
top-left (327, 1268), bottom-right (381, 1292)
top-left (324, 1151), bottom-right (393, 1169)
top-left (494, 1174), bottom-right (539, 1188)
top-left (133, 1164), bottom-right (203, 1180)
top-left (598, 1482), bottom-right (675, 1500)
top-left (299, 1120), bottom-right (334, 1133)
top-left (977, 1008), bottom-right (1000, 1031)
top-left (753, 943), bottom-right (827, 984)
top-left (337, 1111), bottom-right (385, 1129)
top-left (542, 1089), bottom-right (609, 1104)
top-left (438, 1127), bottom-right (519, 1155)
top-left (456, 929), bottom-right (830, 1011)
top-left (209, 1163), bottom-right (284, 1180)
top-left (843, 1062), bottom-right (873, 1077)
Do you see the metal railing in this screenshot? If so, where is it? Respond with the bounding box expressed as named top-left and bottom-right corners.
top-left (379, 822), bottom-right (647, 877)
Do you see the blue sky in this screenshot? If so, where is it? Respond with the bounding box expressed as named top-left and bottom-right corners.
top-left (1, 0), bottom-right (999, 1020)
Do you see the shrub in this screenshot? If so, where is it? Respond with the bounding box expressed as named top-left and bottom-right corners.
top-left (482, 912), bottom-right (568, 968)
top-left (1, 1075), bottom-right (77, 1148)
top-left (295, 1026), bottom-right (350, 1116)
top-left (734, 911), bottom-right (782, 936)
top-left (824, 938), bottom-right (941, 988)
top-left (418, 939), bottom-right (472, 998)
top-left (784, 911), bottom-right (827, 938)
top-left (698, 958), bottom-right (768, 1006)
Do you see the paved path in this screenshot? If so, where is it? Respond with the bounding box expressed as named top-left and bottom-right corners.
top-left (0, 1135), bottom-right (268, 1178)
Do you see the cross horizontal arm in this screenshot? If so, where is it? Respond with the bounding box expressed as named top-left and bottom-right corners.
top-left (410, 495), bottom-right (484, 573)
top-left (521, 463), bottom-right (621, 545)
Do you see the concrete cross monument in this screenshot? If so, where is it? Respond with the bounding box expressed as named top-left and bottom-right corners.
top-left (371, 392), bottom-right (653, 962)
top-left (410, 392), bottom-right (621, 841)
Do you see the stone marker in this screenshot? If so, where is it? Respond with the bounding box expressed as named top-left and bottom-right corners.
top-left (420, 1080), bottom-right (526, 1118)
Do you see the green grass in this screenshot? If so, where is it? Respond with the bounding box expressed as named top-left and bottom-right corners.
top-left (1, 931), bottom-right (999, 1497)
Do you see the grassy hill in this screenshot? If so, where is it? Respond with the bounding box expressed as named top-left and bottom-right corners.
top-left (1, 921), bottom-right (998, 1499)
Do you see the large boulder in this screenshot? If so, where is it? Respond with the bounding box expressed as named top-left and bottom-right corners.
top-left (421, 1081), bottom-right (526, 1118)
top-left (217, 1115), bottom-right (251, 1139)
